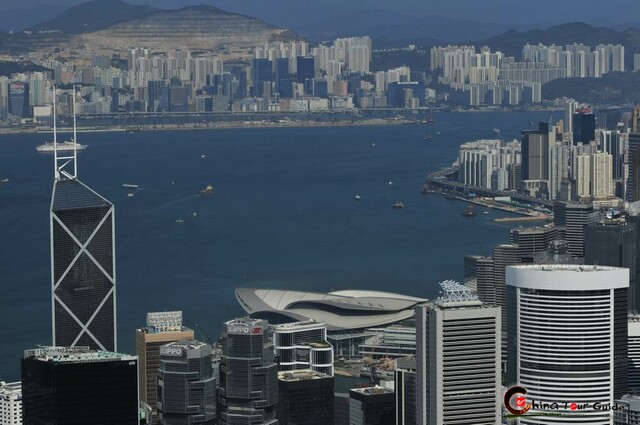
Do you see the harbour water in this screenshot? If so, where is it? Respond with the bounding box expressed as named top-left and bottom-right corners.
top-left (0, 111), bottom-right (552, 380)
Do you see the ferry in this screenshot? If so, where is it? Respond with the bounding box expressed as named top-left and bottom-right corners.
top-left (36, 141), bottom-right (87, 152)
top-left (199, 184), bottom-right (214, 196)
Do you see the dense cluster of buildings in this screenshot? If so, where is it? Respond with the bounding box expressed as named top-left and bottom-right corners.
top-left (0, 37), bottom-right (439, 121)
top-left (431, 43), bottom-right (627, 106)
top-left (454, 103), bottom-right (640, 203)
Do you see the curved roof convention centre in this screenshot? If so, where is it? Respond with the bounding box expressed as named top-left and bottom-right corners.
top-left (235, 288), bottom-right (427, 331)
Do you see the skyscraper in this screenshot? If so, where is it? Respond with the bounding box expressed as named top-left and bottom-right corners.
top-left (276, 370), bottom-right (334, 425)
top-left (8, 81), bottom-right (30, 118)
top-left (416, 281), bottom-right (501, 425)
top-left (272, 321), bottom-right (334, 376)
top-left (21, 346), bottom-right (138, 425)
top-left (629, 313), bottom-right (640, 393)
top-left (585, 220), bottom-right (637, 308)
top-left (219, 318), bottom-right (278, 425)
top-left (136, 311), bottom-right (194, 422)
top-left (394, 357), bottom-right (416, 425)
top-left (50, 93), bottom-right (117, 351)
top-left (157, 340), bottom-right (217, 425)
top-left (627, 133), bottom-right (640, 202)
top-left (509, 225), bottom-right (566, 262)
top-left (573, 109), bottom-right (596, 144)
top-left (553, 200), bottom-right (597, 257)
top-left (521, 129), bottom-right (550, 182)
top-left (506, 265), bottom-right (629, 423)
top-left (349, 386), bottom-right (394, 425)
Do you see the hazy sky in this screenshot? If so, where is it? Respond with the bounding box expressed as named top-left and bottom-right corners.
top-left (4, 0), bottom-right (640, 28)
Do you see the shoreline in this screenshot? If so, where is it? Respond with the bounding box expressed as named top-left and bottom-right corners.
top-left (0, 118), bottom-right (405, 135)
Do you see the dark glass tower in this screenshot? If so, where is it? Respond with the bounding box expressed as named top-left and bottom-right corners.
top-left (51, 178), bottom-right (116, 351)
top-left (21, 347), bottom-right (138, 425)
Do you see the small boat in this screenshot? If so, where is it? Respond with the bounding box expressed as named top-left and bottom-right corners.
top-left (483, 211), bottom-right (489, 214)
top-left (176, 219), bottom-right (185, 224)
top-left (492, 128), bottom-right (500, 134)
top-left (0, 178), bottom-right (8, 183)
top-left (388, 181), bottom-right (393, 186)
top-left (424, 133), bottom-right (433, 140)
top-left (199, 184), bottom-right (214, 196)
top-left (192, 212), bottom-right (198, 217)
top-left (463, 203), bottom-right (477, 217)
top-left (122, 183), bottom-right (139, 189)
top-left (393, 202), bottom-right (405, 209)
top-left (371, 143), bottom-right (375, 147)
top-left (201, 154), bottom-right (206, 159)
top-left (127, 192), bottom-right (134, 198)
top-left (529, 121), bottom-right (535, 126)
top-left (355, 195), bottom-right (361, 201)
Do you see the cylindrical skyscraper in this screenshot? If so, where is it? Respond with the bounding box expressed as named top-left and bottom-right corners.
top-left (506, 264), bottom-right (628, 424)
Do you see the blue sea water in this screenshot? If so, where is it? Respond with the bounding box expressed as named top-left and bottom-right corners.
top-left (0, 111), bottom-right (553, 380)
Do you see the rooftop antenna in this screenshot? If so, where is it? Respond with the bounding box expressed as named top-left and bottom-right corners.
top-left (54, 85), bottom-right (78, 181)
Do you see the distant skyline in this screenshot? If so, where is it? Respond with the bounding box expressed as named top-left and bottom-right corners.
top-left (4, 0), bottom-right (640, 29)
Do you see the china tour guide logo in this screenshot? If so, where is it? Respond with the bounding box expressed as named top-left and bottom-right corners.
top-left (504, 386), bottom-right (625, 419)
top-left (504, 386), bottom-right (531, 415)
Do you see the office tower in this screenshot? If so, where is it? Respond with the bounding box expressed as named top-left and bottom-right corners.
top-left (506, 265), bottom-right (629, 424)
top-left (0, 381), bottom-right (22, 425)
top-left (219, 318), bottom-right (278, 425)
top-left (601, 131), bottom-right (624, 180)
top-left (251, 58), bottom-right (273, 97)
top-left (553, 200), bottom-right (597, 256)
top-left (21, 347), bottom-right (138, 425)
top-left (51, 108), bottom-right (116, 351)
top-left (509, 225), bottom-right (566, 262)
top-left (334, 393), bottom-right (350, 425)
top-left (629, 313), bottom-right (640, 393)
top-left (136, 311), bottom-right (195, 423)
top-left (550, 142), bottom-right (571, 199)
top-left (627, 133), bottom-right (640, 202)
top-left (521, 129), bottom-right (549, 186)
top-left (573, 109), bottom-right (596, 144)
top-left (7, 81), bottom-right (30, 118)
top-left (272, 321), bottom-right (334, 376)
top-left (296, 56), bottom-right (315, 85)
top-left (493, 244), bottom-right (520, 340)
top-left (416, 281), bottom-right (501, 425)
top-left (394, 357), bottom-right (416, 425)
top-left (349, 386), bottom-right (394, 425)
top-left (465, 255), bottom-right (494, 304)
top-left (585, 220), bottom-right (637, 309)
top-left (565, 100), bottom-right (577, 134)
top-left (276, 370), bottom-right (334, 425)
top-left (157, 340), bottom-right (216, 425)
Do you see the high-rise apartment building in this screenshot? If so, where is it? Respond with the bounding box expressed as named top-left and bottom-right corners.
top-left (627, 133), bottom-right (640, 202)
top-left (271, 321), bottom-right (334, 376)
top-left (416, 281), bottom-right (501, 425)
top-left (157, 340), bottom-right (217, 425)
top-left (276, 370), bottom-right (334, 425)
top-left (136, 311), bottom-right (194, 422)
top-left (219, 318), bottom-right (278, 425)
top-left (506, 265), bottom-right (629, 424)
top-left (21, 347), bottom-right (138, 425)
top-left (0, 381), bottom-right (22, 425)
